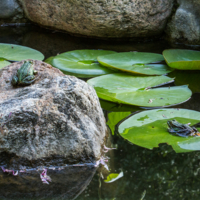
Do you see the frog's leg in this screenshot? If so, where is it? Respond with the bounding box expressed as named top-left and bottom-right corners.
top-left (176, 132), bottom-right (189, 137)
top-left (192, 122), bottom-right (200, 128)
top-left (168, 128), bottom-right (177, 133)
top-left (19, 75), bottom-right (36, 86)
top-left (11, 75), bottom-right (18, 86)
top-left (176, 129), bottom-right (191, 137)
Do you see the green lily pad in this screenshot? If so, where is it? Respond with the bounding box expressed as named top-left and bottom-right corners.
top-left (97, 52), bottom-right (173, 75)
top-left (52, 50), bottom-right (116, 78)
top-left (87, 73), bottom-right (192, 107)
top-left (118, 109), bottom-right (200, 153)
top-left (0, 43), bottom-right (44, 61)
top-left (163, 49), bottom-right (200, 70)
top-left (0, 60), bottom-right (10, 69)
top-left (104, 172), bottom-right (124, 183)
top-left (168, 70), bottom-right (200, 93)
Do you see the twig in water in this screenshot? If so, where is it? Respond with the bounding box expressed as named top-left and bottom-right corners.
top-left (40, 169), bottom-right (51, 184)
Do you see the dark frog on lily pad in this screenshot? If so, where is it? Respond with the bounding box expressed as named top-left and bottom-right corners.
top-left (11, 61), bottom-right (38, 86)
top-left (167, 119), bottom-right (200, 137)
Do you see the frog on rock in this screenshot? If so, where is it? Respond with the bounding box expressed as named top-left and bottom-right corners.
top-left (11, 61), bottom-right (38, 86)
top-left (167, 119), bottom-right (200, 137)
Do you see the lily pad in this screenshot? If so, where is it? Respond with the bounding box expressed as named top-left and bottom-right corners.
top-left (0, 43), bottom-right (44, 61)
top-left (118, 109), bottom-right (200, 153)
top-left (52, 50), bottom-right (116, 78)
top-left (0, 60), bottom-right (10, 69)
top-left (104, 172), bottom-right (124, 183)
top-left (163, 49), bottom-right (200, 70)
top-left (168, 70), bottom-right (200, 93)
top-left (97, 52), bottom-right (173, 75)
top-left (87, 73), bottom-right (192, 107)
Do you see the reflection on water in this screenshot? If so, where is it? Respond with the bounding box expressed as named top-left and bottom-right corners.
top-left (1, 25), bottom-right (200, 200)
top-left (0, 165), bottom-right (96, 200)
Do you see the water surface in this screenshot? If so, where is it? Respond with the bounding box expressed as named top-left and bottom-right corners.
top-left (1, 25), bottom-right (200, 200)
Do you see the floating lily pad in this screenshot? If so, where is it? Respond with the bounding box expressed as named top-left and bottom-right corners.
top-left (87, 73), bottom-right (192, 107)
top-left (104, 172), bottom-right (124, 183)
top-left (0, 43), bottom-right (44, 61)
top-left (52, 50), bottom-right (116, 78)
top-left (97, 52), bottom-right (173, 75)
top-left (163, 49), bottom-right (200, 70)
top-left (118, 109), bottom-right (200, 153)
top-left (0, 60), bottom-right (10, 69)
top-left (168, 70), bottom-right (200, 93)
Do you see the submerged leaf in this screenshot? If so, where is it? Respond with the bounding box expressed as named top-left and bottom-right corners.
top-left (0, 60), bottom-right (10, 69)
top-left (100, 99), bottom-right (141, 112)
top-left (118, 109), bottom-right (200, 153)
top-left (107, 111), bottom-right (132, 135)
top-left (0, 43), bottom-right (44, 61)
top-left (45, 56), bottom-right (55, 65)
top-left (163, 49), bottom-right (200, 70)
top-left (168, 70), bottom-right (200, 93)
top-left (104, 172), bottom-right (124, 183)
top-left (52, 50), bottom-right (116, 78)
top-left (87, 73), bottom-right (191, 107)
top-left (97, 52), bottom-right (173, 75)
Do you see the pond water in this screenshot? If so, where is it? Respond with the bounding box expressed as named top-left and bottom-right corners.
top-left (1, 25), bottom-right (200, 200)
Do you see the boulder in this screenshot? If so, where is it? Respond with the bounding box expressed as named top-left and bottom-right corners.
top-left (0, 60), bottom-right (107, 169)
top-left (19, 0), bottom-right (173, 38)
top-left (166, 0), bottom-right (200, 45)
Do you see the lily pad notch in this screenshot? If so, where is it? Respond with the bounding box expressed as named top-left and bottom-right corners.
top-left (50, 50), bottom-right (116, 78)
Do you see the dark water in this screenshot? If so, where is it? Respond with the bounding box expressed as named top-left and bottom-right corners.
top-left (1, 25), bottom-right (200, 200)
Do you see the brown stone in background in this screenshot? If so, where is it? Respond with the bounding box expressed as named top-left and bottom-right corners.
top-left (19, 0), bottom-right (173, 38)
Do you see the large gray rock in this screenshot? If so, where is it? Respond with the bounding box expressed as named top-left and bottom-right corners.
top-left (0, 60), bottom-right (107, 168)
top-left (166, 0), bottom-right (200, 45)
top-left (19, 0), bottom-right (173, 38)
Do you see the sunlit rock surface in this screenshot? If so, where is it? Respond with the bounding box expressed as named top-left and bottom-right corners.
top-left (0, 165), bottom-right (96, 200)
top-left (19, 0), bottom-right (173, 38)
top-left (166, 0), bottom-right (200, 45)
top-left (0, 60), bottom-right (107, 168)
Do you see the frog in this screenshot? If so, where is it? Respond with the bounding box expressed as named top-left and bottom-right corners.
top-left (11, 61), bottom-right (37, 86)
top-left (167, 119), bottom-right (200, 137)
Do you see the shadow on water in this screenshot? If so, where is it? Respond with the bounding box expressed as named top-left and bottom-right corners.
top-left (1, 25), bottom-right (200, 200)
